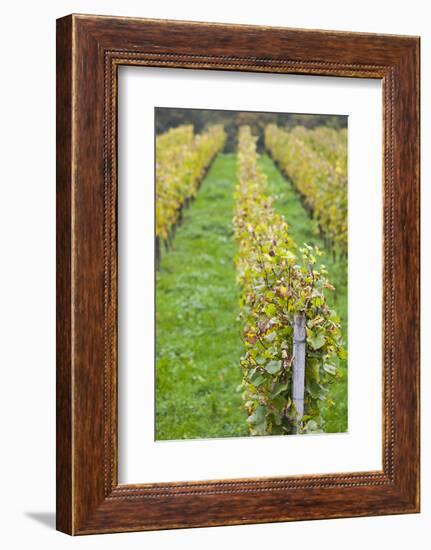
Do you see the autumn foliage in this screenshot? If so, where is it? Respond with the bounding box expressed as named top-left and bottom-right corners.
top-left (265, 124), bottom-right (347, 255)
top-left (234, 126), bottom-right (345, 435)
top-left (155, 124), bottom-right (226, 242)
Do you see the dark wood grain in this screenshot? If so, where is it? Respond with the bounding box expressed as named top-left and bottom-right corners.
top-left (56, 14), bottom-right (420, 535)
top-left (56, 15), bottom-right (73, 535)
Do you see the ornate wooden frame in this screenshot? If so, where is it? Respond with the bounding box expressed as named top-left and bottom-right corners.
top-left (56, 14), bottom-right (420, 535)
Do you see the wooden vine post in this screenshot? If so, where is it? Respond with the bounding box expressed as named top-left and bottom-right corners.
top-left (292, 314), bottom-right (306, 433)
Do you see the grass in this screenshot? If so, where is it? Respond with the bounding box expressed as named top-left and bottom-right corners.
top-left (155, 154), bottom-right (248, 440)
top-left (259, 154), bottom-right (348, 433)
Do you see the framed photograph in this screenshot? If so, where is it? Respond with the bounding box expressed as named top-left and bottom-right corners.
top-left (56, 14), bottom-right (420, 535)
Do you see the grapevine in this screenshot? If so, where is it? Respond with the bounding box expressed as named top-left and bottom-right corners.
top-left (291, 125), bottom-right (347, 169)
top-left (155, 124), bottom-right (226, 243)
top-left (265, 124), bottom-right (347, 256)
top-left (234, 126), bottom-right (345, 435)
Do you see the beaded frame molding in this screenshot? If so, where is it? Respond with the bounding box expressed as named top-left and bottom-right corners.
top-left (56, 14), bottom-right (420, 535)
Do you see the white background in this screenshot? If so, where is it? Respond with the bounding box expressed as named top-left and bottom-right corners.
top-left (119, 67), bottom-right (382, 483)
top-left (0, 0), bottom-right (428, 548)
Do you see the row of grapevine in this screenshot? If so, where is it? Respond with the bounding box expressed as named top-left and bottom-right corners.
top-left (234, 126), bottom-right (345, 435)
top-left (290, 126), bottom-right (347, 169)
top-left (264, 124), bottom-right (347, 255)
top-left (155, 124), bottom-right (226, 244)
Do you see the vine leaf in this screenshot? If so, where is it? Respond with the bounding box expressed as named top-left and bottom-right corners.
top-left (308, 332), bottom-right (326, 350)
top-left (265, 360), bottom-right (282, 374)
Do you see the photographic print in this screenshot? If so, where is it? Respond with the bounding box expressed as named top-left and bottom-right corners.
top-left (57, 16), bottom-right (420, 532)
top-left (155, 107), bottom-right (348, 441)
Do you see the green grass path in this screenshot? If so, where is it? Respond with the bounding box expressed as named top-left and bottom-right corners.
top-left (155, 154), bottom-right (247, 440)
top-left (259, 154), bottom-right (348, 433)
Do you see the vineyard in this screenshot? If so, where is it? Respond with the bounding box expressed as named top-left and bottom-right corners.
top-left (265, 124), bottom-right (348, 255)
top-left (155, 124), bottom-right (226, 267)
top-left (155, 116), bottom-right (348, 440)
